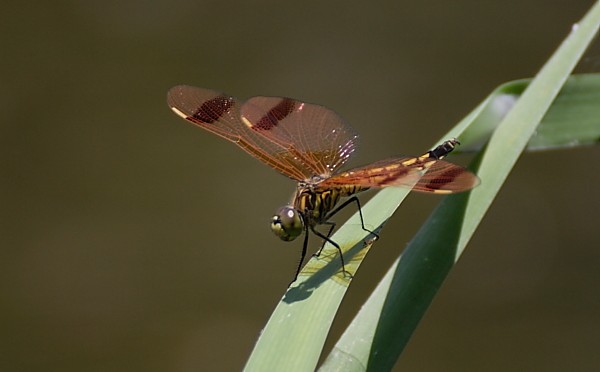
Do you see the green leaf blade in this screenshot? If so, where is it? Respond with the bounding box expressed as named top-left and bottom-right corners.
top-left (245, 3), bottom-right (600, 371)
top-left (321, 3), bottom-right (600, 371)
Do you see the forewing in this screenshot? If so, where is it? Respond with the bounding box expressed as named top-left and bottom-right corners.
top-left (320, 157), bottom-right (479, 194)
top-left (240, 96), bottom-right (358, 178)
top-left (167, 86), bottom-right (326, 181)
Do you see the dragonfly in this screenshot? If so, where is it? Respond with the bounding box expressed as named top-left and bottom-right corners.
top-left (167, 85), bottom-right (479, 283)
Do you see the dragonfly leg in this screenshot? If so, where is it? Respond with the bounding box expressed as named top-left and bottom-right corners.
top-left (324, 196), bottom-right (379, 240)
top-left (310, 225), bottom-right (349, 278)
top-left (314, 221), bottom-right (336, 257)
top-left (290, 224), bottom-right (310, 285)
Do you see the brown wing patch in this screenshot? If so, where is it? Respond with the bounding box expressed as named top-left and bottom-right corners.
top-left (167, 86), bottom-right (358, 181)
top-left (241, 96), bottom-right (358, 177)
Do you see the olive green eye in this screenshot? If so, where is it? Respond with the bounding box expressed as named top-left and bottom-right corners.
top-left (271, 207), bottom-right (304, 241)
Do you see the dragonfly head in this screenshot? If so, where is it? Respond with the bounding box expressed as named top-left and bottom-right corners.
top-left (271, 207), bottom-right (304, 241)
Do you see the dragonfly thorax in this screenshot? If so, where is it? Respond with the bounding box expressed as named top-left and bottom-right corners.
top-left (305, 175), bottom-right (327, 185)
top-left (270, 184), bottom-right (342, 242)
top-left (271, 182), bottom-right (369, 242)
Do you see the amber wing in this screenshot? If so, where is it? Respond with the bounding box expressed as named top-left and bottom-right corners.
top-left (167, 86), bottom-right (358, 181)
top-left (320, 156), bottom-right (479, 194)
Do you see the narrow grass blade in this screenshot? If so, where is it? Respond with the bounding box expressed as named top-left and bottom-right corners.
top-left (320, 3), bottom-right (600, 371)
top-left (459, 73), bottom-right (600, 153)
top-left (458, 74), bottom-right (600, 152)
top-left (528, 73), bottom-right (600, 150)
top-left (243, 187), bottom-right (412, 372)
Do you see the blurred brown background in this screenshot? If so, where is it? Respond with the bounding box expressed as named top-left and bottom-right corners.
top-left (2, 1), bottom-right (599, 371)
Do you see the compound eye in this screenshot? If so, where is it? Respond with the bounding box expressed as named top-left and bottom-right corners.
top-left (271, 207), bottom-right (303, 241)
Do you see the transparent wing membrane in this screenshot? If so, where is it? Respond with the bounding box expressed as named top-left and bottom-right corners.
top-left (168, 86), bottom-right (358, 181)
